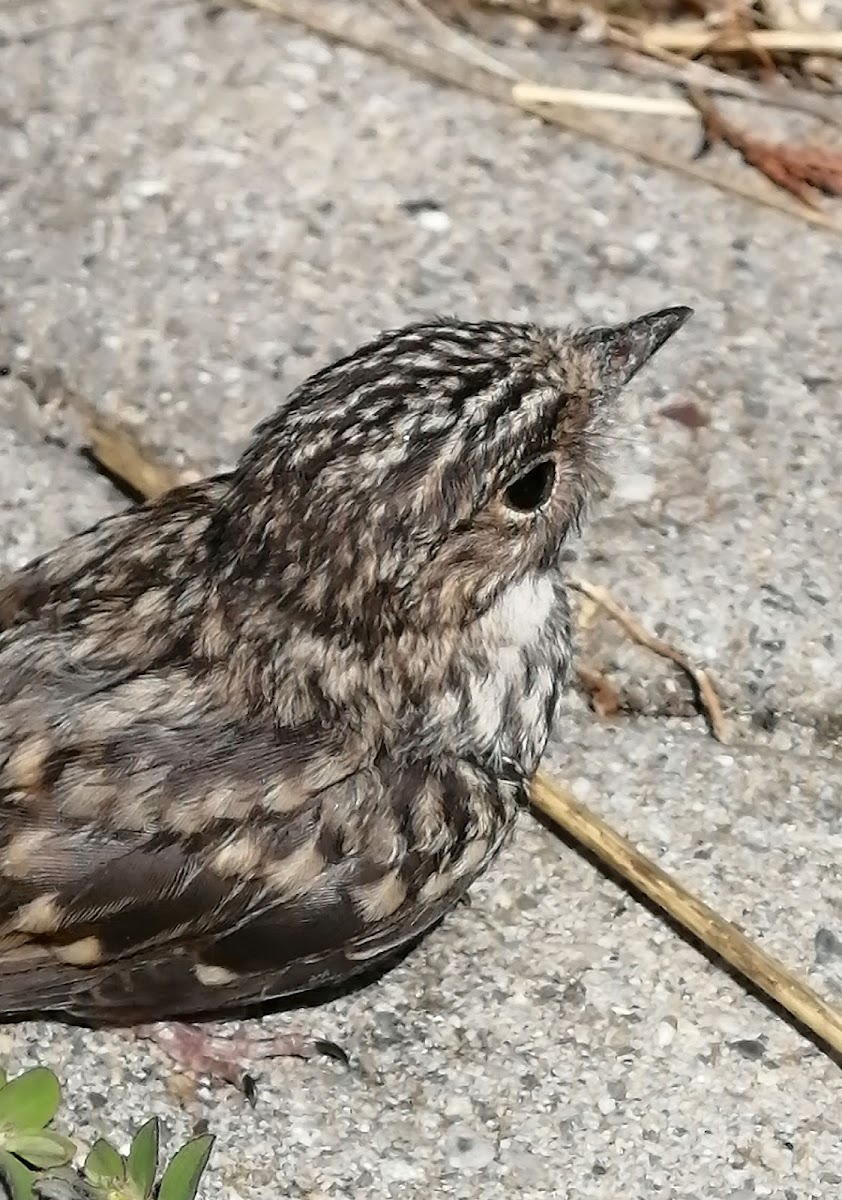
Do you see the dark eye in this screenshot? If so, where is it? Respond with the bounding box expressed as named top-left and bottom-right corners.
top-left (503, 461), bottom-right (556, 513)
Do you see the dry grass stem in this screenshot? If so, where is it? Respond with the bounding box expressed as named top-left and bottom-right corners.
top-left (511, 90), bottom-right (842, 228)
top-left (570, 577), bottom-right (729, 742)
top-left (84, 414), bottom-right (198, 499)
top-left (576, 663), bottom-right (623, 717)
top-left (229, 0), bottom-right (842, 234)
top-left (637, 23), bottom-right (842, 57)
top-left (607, 30), bottom-right (841, 123)
top-left (530, 771), bottom-right (842, 1062)
top-left (398, 0), bottom-right (520, 78)
top-left (690, 85), bottom-right (842, 204)
top-left (512, 81), bottom-right (698, 115)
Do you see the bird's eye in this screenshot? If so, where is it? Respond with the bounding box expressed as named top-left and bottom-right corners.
top-left (502, 461), bottom-right (556, 513)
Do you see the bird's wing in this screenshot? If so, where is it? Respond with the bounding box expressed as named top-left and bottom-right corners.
top-left (0, 631), bottom-right (516, 1022)
top-left (0, 479), bottom-right (227, 637)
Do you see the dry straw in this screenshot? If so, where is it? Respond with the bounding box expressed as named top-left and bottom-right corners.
top-left (230, 0), bottom-right (842, 234)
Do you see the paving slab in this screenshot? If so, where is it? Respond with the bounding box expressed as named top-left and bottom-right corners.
top-left (1, 1), bottom-right (842, 1197)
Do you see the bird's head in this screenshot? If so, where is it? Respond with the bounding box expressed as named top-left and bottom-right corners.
top-left (223, 307), bottom-right (692, 643)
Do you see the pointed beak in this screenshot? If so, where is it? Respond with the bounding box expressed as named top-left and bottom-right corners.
top-left (629, 305), bottom-right (694, 355)
top-left (587, 305), bottom-right (694, 392)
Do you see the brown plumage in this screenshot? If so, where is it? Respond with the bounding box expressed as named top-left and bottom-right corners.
top-left (0, 307), bottom-right (691, 1028)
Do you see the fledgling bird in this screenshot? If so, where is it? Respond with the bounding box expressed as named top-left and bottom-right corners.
top-left (0, 306), bottom-right (691, 1083)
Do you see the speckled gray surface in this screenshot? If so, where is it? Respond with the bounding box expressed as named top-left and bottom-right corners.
top-left (1, 1), bottom-right (842, 1196)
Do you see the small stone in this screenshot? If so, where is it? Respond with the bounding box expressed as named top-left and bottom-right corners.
top-left (401, 197), bottom-right (442, 218)
top-left (801, 372), bottom-right (832, 393)
top-left (445, 1124), bottom-right (496, 1171)
top-left (656, 1020), bottom-right (676, 1048)
top-left (728, 1038), bottom-right (766, 1061)
top-left (597, 1096), bottom-right (616, 1115)
top-left (133, 178), bottom-right (169, 198)
top-left (561, 979), bottom-right (586, 1008)
top-left (742, 396), bottom-right (769, 418)
top-left (166, 1072), bottom-right (198, 1106)
top-left (633, 230), bottom-right (660, 255)
top-left (613, 472), bottom-right (656, 504)
top-left (381, 1158), bottom-right (423, 1183)
top-left (444, 1093), bottom-right (474, 1119)
top-left (659, 397), bottom-right (708, 429)
top-left (570, 775), bottom-right (593, 800)
top-left (418, 208), bottom-right (451, 233)
top-left (814, 927), bottom-right (842, 965)
top-left (288, 35), bottom-right (333, 64)
top-left (373, 1008), bottom-right (401, 1040)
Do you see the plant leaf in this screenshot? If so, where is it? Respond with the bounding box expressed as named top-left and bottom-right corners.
top-left (156, 1136), bottom-right (214, 1200)
top-left (0, 1070), bottom-right (6, 1089)
top-left (0, 1069), bottom-right (61, 1132)
top-left (83, 1140), bottom-right (125, 1188)
top-left (5, 1131), bottom-right (77, 1169)
top-left (126, 1119), bottom-right (158, 1199)
top-left (0, 1147), bottom-right (35, 1200)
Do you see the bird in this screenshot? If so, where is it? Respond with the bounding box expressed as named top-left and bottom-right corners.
top-left (0, 305), bottom-right (691, 1087)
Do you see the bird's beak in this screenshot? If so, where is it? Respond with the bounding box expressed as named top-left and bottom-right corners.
top-left (583, 305), bottom-right (694, 393)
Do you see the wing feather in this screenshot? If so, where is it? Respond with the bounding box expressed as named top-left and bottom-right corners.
top-left (0, 631), bottom-right (518, 1022)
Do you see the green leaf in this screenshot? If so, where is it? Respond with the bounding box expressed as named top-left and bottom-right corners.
top-left (5, 1130), bottom-right (76, 1169)
top-left (126, 1119), bottom-right (158, 1199)
top-left (83, 1140), bottom-right (126, 1188)
top-left (0, 1069), bottom-right (61, 1131)
top-left (0, 1147), bottom-right (35, 1200)
top-left (156, 1135), bottom-right (214, 1200)
top-left (0, 1069), bottom-right (6, 1089)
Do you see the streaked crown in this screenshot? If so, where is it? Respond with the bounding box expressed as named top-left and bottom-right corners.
top-left (220, 307), bottom-right (692, 637)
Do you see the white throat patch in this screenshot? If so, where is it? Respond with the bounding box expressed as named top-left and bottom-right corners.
top-left (480, 572), bottom-right (558, 652)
